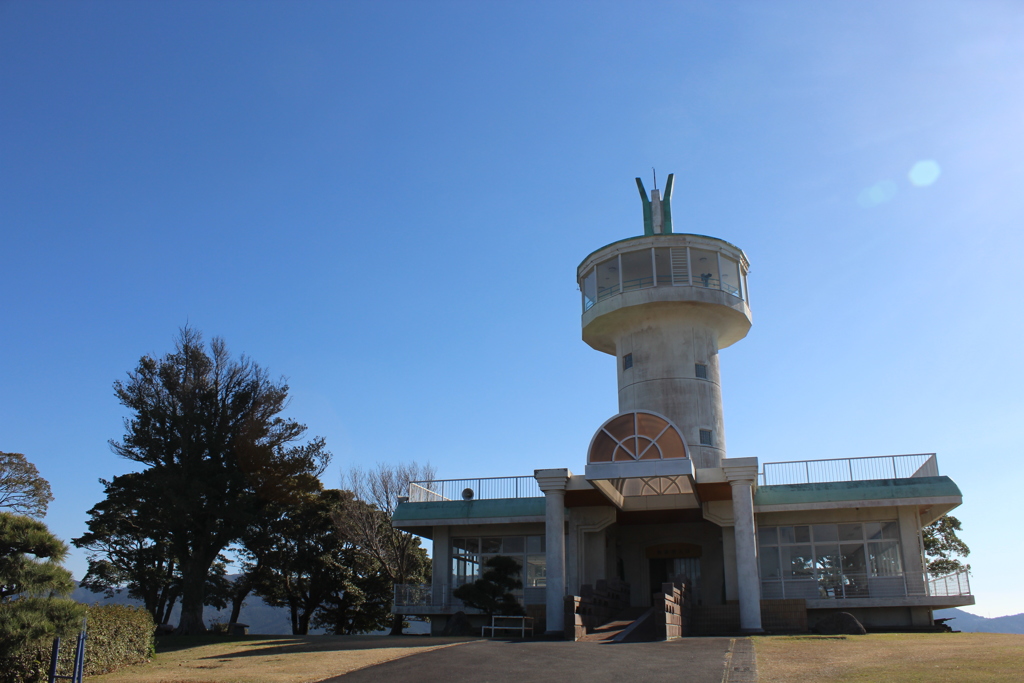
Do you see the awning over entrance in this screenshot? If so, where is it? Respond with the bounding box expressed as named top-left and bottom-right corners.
top-left (584, 411), bottom-right (700, 510)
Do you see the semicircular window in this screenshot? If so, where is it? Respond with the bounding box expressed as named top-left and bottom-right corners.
top-left (588, 411), bottom-right (689, 464)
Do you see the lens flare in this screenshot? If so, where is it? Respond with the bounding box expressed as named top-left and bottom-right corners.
top-left (857, 180), bottom-right (898, 207)
top-left (909, 160), bottom-right (941, 187)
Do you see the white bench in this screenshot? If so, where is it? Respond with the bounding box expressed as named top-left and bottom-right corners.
top-left (481, 615), bottom-right (534, 638)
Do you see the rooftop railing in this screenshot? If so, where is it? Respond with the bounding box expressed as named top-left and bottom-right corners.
top-left (407, 476), bottom-right (542, 503)
top-left (760, 453), bottom-right (938, 486)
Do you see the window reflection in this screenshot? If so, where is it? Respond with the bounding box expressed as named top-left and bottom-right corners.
top-left (451, 535), bottom-right (547, 589)
top-left (759, 522), bottom-right (906, 600)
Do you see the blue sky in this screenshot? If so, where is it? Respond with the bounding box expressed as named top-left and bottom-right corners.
top-left (2, 1), bottom-right (1021, 617)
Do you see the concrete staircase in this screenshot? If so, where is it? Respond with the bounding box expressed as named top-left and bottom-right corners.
top-left (578, 607), bottom-right (654, 642)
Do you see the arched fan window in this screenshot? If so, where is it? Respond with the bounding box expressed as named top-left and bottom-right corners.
top-left (587, 411), bottom-right (689, 464)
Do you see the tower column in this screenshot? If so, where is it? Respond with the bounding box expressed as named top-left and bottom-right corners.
top-left (535, 468), bottom-right (569, 636)
top-left (724, 457), bottom-right (762, 633)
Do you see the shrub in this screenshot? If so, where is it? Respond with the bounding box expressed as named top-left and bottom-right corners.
top-left (0, 604), bottom-right (155, 683)
top-left (82, 604), bottom-right (155, 675)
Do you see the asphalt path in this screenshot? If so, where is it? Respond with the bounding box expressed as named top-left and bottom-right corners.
top-left (324, 637), bottom-right (738, 683)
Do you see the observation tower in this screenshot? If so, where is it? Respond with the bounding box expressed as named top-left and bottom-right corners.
top-left (577, 174), bottom-right (752, 470)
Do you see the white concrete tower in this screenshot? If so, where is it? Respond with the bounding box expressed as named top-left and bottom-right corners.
top-left (577, 174), bottom-right (752, 469)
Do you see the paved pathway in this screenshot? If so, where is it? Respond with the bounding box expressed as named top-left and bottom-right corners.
top-left (324, 637), bottom-right (755, 683)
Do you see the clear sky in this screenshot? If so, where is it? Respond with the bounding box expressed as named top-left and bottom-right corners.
top-left (2, 1), bottom-right (1022, 617)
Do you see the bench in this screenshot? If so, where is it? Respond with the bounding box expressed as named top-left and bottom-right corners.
top-left (481, 615), bottom-right (534, 638)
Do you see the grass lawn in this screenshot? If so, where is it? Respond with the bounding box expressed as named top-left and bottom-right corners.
top-left (90, 634), bottom-right (478, 683)
top-left (755, 632), bottom-right (1024, 683)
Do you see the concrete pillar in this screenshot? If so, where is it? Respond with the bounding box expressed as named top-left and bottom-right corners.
top-left (431, 526), bottom-right (449, 608)
top-left (535, 468), bottom-right (570, 636)
top-left (723, 457), bottom-right (762, 633)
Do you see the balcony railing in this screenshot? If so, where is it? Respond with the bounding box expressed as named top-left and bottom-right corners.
top-left (761, 569), bottom-right (970, 601)
top-left (928, 568), bottom-right (972, 597)
top-left (760, 453), bottom-right (938, 486)
top-left (407, 476), bottom-right (541, 503)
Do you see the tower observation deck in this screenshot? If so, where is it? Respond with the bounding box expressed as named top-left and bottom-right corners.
top-left (578, 174), bottom-right (752, 470)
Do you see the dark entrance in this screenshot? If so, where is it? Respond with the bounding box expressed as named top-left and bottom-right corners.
top-left (646, 543), bottom-right (701, 605)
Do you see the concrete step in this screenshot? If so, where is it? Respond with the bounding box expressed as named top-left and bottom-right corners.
top-left (578, 607), bottom-right (652, 642)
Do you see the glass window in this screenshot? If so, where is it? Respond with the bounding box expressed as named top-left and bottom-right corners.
top-left (526, 555), bottom-right (547, 587)
top-left (482, 538), bottom-right (502, 553)
top-left (527, 536), bottom-right (545, 553)
top-left (720, 256), bottom-right (741, 297)
top-left (760, 547), bottom-right (780, 579)
top-left (654, 248), bottom-right (672, 286)
top-left (582, 269), bottom-right (597, 312)
top-left (869, 541), bottom-right (903, 576)
top-left (758, 522), bottom-right (905, 599)
top-left (840, 543), bottom-right (867, 575)
top-left (620, 249), bottom-right (654, 292)
top-left (689, 249), bottom-right (720, 289)
top-left (596, 257), bottom-right (619, 302)
top-left (503, 537), bottom-right (525, 554)
top-left (784, 546), bottom-right (814, 579)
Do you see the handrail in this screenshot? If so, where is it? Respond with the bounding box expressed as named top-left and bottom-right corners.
top-left (406, 475), bottom-right (542, 502)
top-left (760, 453), bottom-right (938, 486)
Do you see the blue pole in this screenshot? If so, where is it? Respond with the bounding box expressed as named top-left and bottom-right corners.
top-left (47, 637), bottom-right (61, 683)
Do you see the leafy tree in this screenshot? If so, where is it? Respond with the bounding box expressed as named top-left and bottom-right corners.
top-left (452, 555), bottom-right (525, 617)
top-left (0, 512), bottom-right (84, 656)
top-left (312, 549), bottom-right (393, 635)
top-left (73, 474), bottom-right (180, 624)
top-left (244, 489), bottom-right (354, 635)
top-left (0, 453), bottom-right (53, 519)
top-left (923, 514), bottom-right (971, 576)
top-left (341, 463), bottom-right (433, 635)
top-left (102, 328), bottom-right (330, 634)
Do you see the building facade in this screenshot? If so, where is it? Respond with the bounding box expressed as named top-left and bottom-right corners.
top-left (391, 175), bottom-right (973, 635)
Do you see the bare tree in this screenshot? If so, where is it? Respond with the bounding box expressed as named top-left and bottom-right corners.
top-left (340, 462), bottom-right (434, 635)
top-left (0, 452), bottom-right (54, 519)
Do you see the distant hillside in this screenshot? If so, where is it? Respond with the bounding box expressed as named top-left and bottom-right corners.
top-left (933, 608), bottom-right (1024, 634)
top-left (71, 583), bottom-right (428, 635)
top-left (72, 583), bottom-right (296, 634)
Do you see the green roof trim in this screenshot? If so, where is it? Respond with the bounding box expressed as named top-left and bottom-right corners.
top-left (392, 497), bottom-right (546, 522)
top-left (755, 476), bottom-right (962, 507)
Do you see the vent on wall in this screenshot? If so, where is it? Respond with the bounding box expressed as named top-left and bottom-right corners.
top-left (695, 363), bottom-right (708, 379)
top-left (699, 429), bottom-right (713, 446)
top-left (623, 353), bottom-right (633, 370)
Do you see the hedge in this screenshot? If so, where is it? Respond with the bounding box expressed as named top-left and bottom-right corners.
top-left (0, 604), bottom-right (155, 683)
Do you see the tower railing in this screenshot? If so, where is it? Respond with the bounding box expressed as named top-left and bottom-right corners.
top-left (759, 453), bottom-right (938, 486)
top-left (407, 476), bottom-right (542, 502)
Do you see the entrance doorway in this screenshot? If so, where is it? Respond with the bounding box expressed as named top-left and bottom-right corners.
top-left (647, 543), bottom-right (701, 606)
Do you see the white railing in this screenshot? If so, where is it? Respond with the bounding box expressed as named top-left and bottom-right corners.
top-left (407, 476), bottom-right (541, 502)
top-left (928, 568), bottom-right (971, 597)
top-left (761, 569), bottom-right (970, 601)
top-left (760, 453), bottom-right (938, 486)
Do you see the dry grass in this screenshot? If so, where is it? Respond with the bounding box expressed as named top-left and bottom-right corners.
top-left (755, 632), bottom-right (1024, 683)
top-left (90, 634), bottom-right (478, 683)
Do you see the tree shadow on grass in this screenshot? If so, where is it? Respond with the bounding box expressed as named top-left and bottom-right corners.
top-left (176, 635), bottom-right (479, 660)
